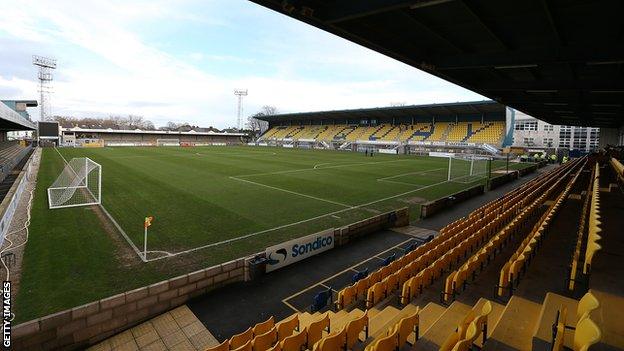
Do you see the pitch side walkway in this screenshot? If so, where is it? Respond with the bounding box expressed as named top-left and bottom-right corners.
top-left (188, 166), bottom-right (550, 340)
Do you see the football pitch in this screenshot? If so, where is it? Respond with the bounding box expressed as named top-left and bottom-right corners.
top-left (16, 146), bottom-right (531, 321)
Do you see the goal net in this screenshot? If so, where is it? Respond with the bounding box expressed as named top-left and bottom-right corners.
top-left (156, 138), bottom-right (180, 147)
top-left (447, 155), bottom-right (490, 183)
top-left (47, 157), bottom-right (101, 209)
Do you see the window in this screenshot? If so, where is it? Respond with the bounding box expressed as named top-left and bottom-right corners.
top-left (543, 138), bottom-right (554, 147)
top-left (515, 120), bottom-right (538, 131)
top-left (523, 137), bottom-right (535, 146)
top-left (543, 125), bottom-right (554, 132)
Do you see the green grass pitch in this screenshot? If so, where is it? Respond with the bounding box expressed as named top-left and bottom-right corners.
top-left (15, 146), bottom-right (531, 322)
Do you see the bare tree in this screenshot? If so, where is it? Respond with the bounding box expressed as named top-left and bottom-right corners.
top-left (246, 105), bottom-right (276, 133)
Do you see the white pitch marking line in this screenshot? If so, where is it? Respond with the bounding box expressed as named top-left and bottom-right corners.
top-left (376, 167), bottom-right (445, 182)
top-left (235, 159), bottom-right (412, 178)
top-left (229, 176), bottom-right (354, 208)
top-left (144, 170), bottom-right (485, 262)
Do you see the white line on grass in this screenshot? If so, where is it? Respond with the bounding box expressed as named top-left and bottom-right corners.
top-left (229, 176), bottom-right (355, 208)
top-left (234, 159), bottom-right (412, 178)
top-left (144, 170), bottom-right (486, 262)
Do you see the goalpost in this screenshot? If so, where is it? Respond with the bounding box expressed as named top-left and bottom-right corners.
top-left (447, 155), bottom-right (491, 182)
top-left (156, 138), bottom-right (180, 147)
top-left (47, 157), bottom-right (102, 209)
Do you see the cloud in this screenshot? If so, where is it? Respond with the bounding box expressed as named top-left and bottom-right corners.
top-left (0, 0), bottom-right (484, 128)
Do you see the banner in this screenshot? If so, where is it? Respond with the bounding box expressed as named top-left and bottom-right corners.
top-left (265, 228), bottom-right (334, 272)
top-left (429, 151), bottom-right (455, 158)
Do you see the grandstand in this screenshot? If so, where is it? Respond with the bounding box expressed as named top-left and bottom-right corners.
top-left (0, 100), bottom-right (36, 249)
top-left (60, 127), bottom-right (247, 147)
top-left (256, 101), bottom-right (510, 155)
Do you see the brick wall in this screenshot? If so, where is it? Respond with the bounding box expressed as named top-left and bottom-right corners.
top-left (335, 207), bottom-right (409, 246)
top-left (12, 258), bottom-right (246, 350)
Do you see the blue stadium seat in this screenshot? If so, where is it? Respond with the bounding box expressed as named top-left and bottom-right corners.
top-left (311, 288), bottom-right (332, 312)
top-left (382, 253), bottom-right (396, 266)
top-left (352, 268), bottom-right (369, 284)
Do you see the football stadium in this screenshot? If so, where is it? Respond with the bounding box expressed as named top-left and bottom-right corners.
top-left (2, 1), bottom-right (624, 351)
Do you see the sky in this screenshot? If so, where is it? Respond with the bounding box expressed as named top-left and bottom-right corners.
top-left (0, 0), bottom-right (486, 128)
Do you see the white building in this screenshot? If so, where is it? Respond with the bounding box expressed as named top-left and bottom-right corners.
top-left (510, 109), bottom-right (599, 152)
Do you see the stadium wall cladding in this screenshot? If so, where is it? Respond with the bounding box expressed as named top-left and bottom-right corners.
top-left (11, 207), bottom-right (409, 350)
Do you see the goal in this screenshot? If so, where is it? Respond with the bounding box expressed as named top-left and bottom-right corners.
top-left (156, 138), bottom-right (180, 147)
top-left (447, 155), bottom-right (490, 182)
top-left (47, 157), bottom-right (101, 209)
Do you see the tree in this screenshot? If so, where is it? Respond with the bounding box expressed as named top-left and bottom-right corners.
top-left (389, 102), bottom-right (407, 107)
top-left (246, 105), bottom-right (276, 133)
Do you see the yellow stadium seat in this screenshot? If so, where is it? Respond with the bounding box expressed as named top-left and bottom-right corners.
top-left (267, 342), bottom-right (281, 351)
top-left (206, 339), bottom-right (229, 351)
top-left (307, 313), bottom-right (330, 349)
top-left (395, 308), bottom-right (419, 346)
top-left (277, 314), bottom-right (299, 341)
top-left (368, 327), bottom-right (398, 351)
top-left (370, 270), bottom-right (382, 284)
top-left (577, 292), bottom-right (600, 321)
top-left (383, 273), bottom-right (399, 295)
top-left (232, 340), bottom-right (253, 351)
top-left (280, 328), bottom-right (306, 351)
top-left (366, 281), bottom-right (386, 308)
top-left (230, 328), bottom-right (254, 350)
top-left (440, 332), bottom-right (459, 351)
top-left (345, 311), bottom-right (369, 350)
top-left (354, 278), bottom-right (369, 301)
top-left (314, 327), bottom-right (345, 351)
top-left (573, 317), bottom-right (601, 351)
top-left (253, 328), bottom-right (277, 351)
top-left (254, 316), bottom-right (275, 336)
top-left (336, 285), bottom-right (356, 310)
top-left (443, 271), bottom-right (457, 302)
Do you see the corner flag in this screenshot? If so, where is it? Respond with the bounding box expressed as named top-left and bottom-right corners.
top-left (144, 216), bottom-right (154, 229)
top-left (143, 216), bottom-right (154, 261)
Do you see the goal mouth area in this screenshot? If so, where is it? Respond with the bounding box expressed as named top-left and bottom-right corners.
top-left (47, 157), bottom-right (102, 210)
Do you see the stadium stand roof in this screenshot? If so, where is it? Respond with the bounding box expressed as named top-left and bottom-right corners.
top-left (249, 0), bottom-right (624, 128)
top-left (0, 100), bottom-right (37, 130)
top-left (256, 100), bottom-right (504, 122)
top-left (61, 126), bottom-right (247, 137)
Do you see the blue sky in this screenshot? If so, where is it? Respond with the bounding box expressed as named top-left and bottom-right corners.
top-left (0, 0), bottom-right (485, 128)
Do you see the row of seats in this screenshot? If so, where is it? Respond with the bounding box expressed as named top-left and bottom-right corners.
top-left (551, 292), bottom-right (602, 351)
top-left (497, 159), bottom-right (583, 296)
top-left (214, 315), bottom-right (300, 351)
top-left (260, 121), bottom-right (505, 144)
top-left (568, 162), bottom-right (596, 291)
top-left (441, 158), bottom-right (581, 301)
top-left (583, 163), bottom-right (602, 274)
top-left (610, 157), bottom-right (624, 183)
top-left (335, 157), bottom-right (577, 311)
top-left (0, 142), bottom-right (24, 160)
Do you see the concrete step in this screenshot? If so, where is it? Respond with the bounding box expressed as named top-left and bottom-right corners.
top-left (413, 301), bottom-right (472, 351)
top-left (368, 306), bottom-right (401, 337)
top-left (483, 296), bottom-right (542, 351)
